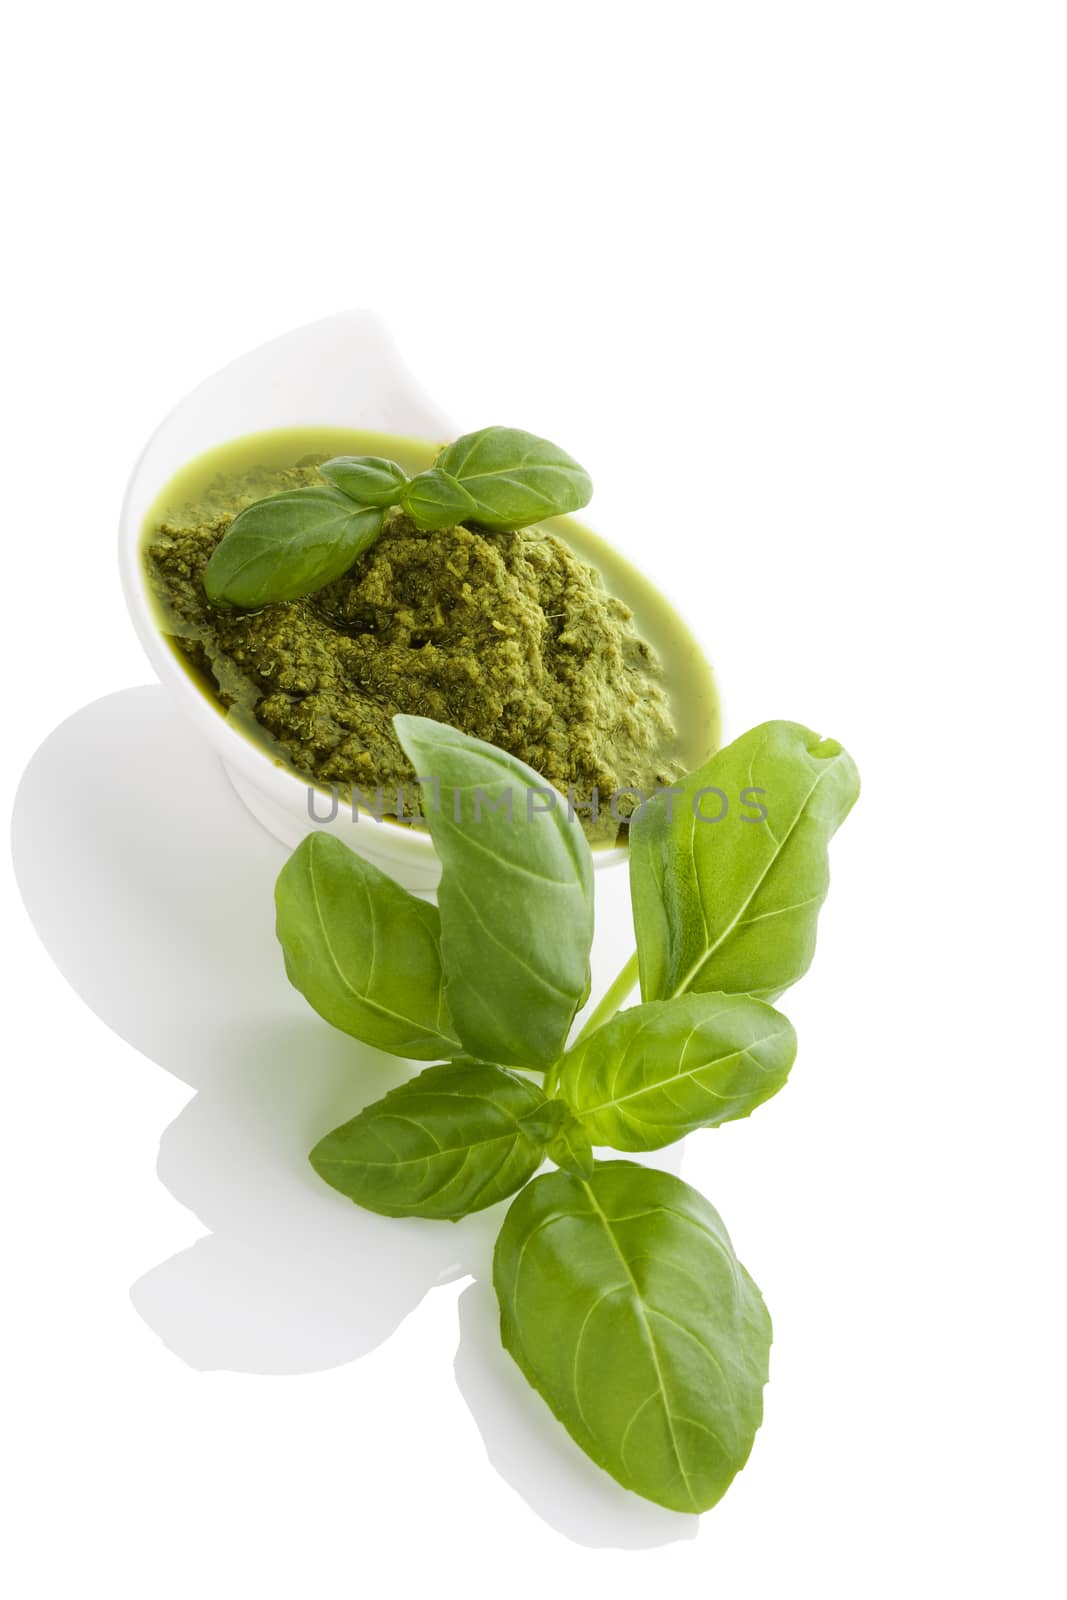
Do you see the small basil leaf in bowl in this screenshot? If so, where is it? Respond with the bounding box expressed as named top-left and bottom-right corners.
top-left (319, 455), bottom-right (409, 507)
top-left (203, 488), bottom-right (384, 607)
top-left (436, 425), bottom-right (593, 530)
top-left (401, 467), bottom-right (478, 530)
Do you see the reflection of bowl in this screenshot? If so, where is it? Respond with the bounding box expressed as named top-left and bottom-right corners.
top-left (119, 311), bottom-right (720, 894)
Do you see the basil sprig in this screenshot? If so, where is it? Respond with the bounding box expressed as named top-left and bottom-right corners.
top-left (399, 467), bottom-right (476, 530)
top-left (275, 716), bottom-right (858, 1513)
top-left (202, 427), bottom-right (593, 608)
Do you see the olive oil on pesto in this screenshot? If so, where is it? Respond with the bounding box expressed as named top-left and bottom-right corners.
top-left (141, 428), bottom-right (720, 845)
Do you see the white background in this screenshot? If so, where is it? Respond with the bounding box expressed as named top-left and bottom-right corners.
top-left (2, 3), bottom-right (1064, 1595)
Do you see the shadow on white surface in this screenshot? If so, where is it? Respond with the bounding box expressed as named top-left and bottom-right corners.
top-left (10, 687), bottom-right (696, 1547)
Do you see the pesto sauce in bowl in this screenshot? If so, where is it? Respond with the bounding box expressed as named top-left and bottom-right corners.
top-left (141, 428), bottom-right (720, 847)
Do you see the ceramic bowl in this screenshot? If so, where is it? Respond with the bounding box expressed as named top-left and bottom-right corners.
top-left (119, 311), bottom-right (717, 893)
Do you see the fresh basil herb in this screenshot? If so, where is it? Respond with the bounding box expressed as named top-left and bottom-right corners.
top-left (275, 832), bottom-right (459, 1060)
top-left (400, 467), bottom-right (479, 530)
top-left (319, 454), bottom-right (409, 507)
top-left (271, 712), bottom-right (857, 1512)
top-left (394, 715), bottom-right (594, 1071)
top-left (555, 992), bottom-right (796, 1150)
top-left (310, 1060), bottom-right (553, 1220)
top-left (200, 425), bottom-right (592, 608)
top-left (629, 720), bottom-right (860, 1003)
top-left (436, 425), bottom-right (593, 530)
top-left (494, 1161), bottom-right (772, 1513)
top-left (203, 489), bottom-right (383, 607)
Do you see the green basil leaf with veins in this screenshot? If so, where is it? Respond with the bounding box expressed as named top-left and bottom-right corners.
top-left (275, 832), bottom-right (460, 1060)
top-left (514, 1097), bottom-right (570, 1147)
top-left (319, 455), bottom-right (408, 507)
top-left (393, 715), bottom-right (594, 1071)
top-left (556, 993), bottom-right (796, 1151)
top-left (630, 720), bottom-right (860, 1003)
top-left (310, 1060), bottom-right (552, 1220)
top-left (545, 1114), bottom-right (594, 1179)
top-left (401, 467), bottom-right (478, 530)
top-left (435, 426), bottom-right (593, 530)
top-left (494, 1161), bottom-right (771, 1513)
top-left (204, 488), bottom-right (384, 607)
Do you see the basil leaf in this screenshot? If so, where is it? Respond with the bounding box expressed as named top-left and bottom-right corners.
top-left (310, 1060), bottom-right (549, 1220)
top-left (204, 488), bottom-right (384, 607)
top-left (515, 1097), bottom-right (570, 1146)
top-left (319, 455), bottom-right (408, 507)
top-left (557, 993), bottom-right (796, 1151)
top-left (435, 426), bottom-right (592, 530)
top-left (275, 832), bottom-right (460, 1061)
top-left (545, 1114), bottom-right (594, 1179)
top-left (494, 1162), bottom-right (771, 1513)
top-left (393, 715), bottom-right (594, 1071)
top-left (630, 721), bottom-right (860, 1002)
top-left (401, 467), bottom-right (478, 530)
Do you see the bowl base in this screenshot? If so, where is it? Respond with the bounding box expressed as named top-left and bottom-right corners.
top-left (221, 761), bottom-right (444, 895)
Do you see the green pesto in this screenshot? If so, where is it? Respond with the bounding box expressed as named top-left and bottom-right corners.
top-left (141, 429), bottom-right (719, 845)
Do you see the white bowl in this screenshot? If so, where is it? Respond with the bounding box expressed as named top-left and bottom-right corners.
top-left (119, 311), bottom-right (710, 894)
